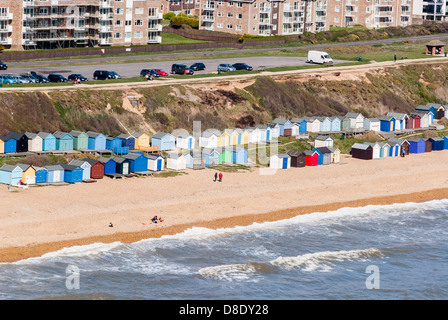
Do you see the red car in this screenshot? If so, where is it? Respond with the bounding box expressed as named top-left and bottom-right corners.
top-left (153, 69), bottom-right (168, 76)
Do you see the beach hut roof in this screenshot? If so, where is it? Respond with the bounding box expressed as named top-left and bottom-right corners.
top-left (201, 130), bottom-right (220, 138)
top-left (0, 164), bottom-right (22, 172)
top-left (153, 132), bottom-right (171, 139)
top-left (24, 132), bottom-right (38, 139)
top-left (58, 164), bottom-right (79, 171)
top-left (345, 112), bottom-right (363, 119)
top-left (315, 135), bottom-right (333, 141)
top-left (274, 153), bottom-right (290, 158)
top-left (82, 158), bottom-right (100, 166)
top-left (118, 133), bottom-right (132, 139)
top-left (69, 159), bottom-right (90, 167)
top-left (287, 150), bottom-right (303, 157)
top-left (290, 117), bottom-right (305, 123)
top-left (147, 154), bottom-right (164, 160)
top-left (411, 111), bottom-right (430, 117)
top-left (4, 132), bottom-right (25, 141)
top-left (45, 165), bottom-right (64, 171)
top-left (352, 143), bottom-right (371, 150)
top-left (408, 137), bottom-right (425, 143)
top-left (98, 157), bottom-right (114, 163)
top-left (69, 130), bottom-right (86, 137)
top-left (16, 163), bottom-right (33, 171)
top-left (112, 156), bottom-right (127, 164)
top-left (388, 138), bottom-right (406, 145)
top-left (86, 131), bottom-right (102, 138)
top-left (168, 153), bottom-right (184, 159)
top-left (303, 150), bottom-right (318, 156)
top-left (131, 132), bottom-right (144, 138)
top-left (429, 137), bottom-right (444, 141)
top-left (386, 112), bottom-right (409, 120)
top-left (415, 105), bottom-right (433, 112)
top-left (123, 153), bottom-right (144, 160)
top-left (202, 148), bottom-right (219, 155)
top-left (328, 147), bottom-right (340, 152)
top-left (255, 124), bottom-right (268, 130)
top-left (315, 147), bottom-right (332, 154)
top-left (53, 131), bottom-right (72, 139)
top-left (272, 118), bottom-right (288, 125)
top-left (377, 115), bottom-right (395, 121)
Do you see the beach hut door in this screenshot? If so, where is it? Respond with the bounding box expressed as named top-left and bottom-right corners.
top-left (157, 159), bottom-right (162, 171)
top-left (266, 130), bottom-right (270, 141)
top-left (282, 158), bottom-right (287, 169)
top-left (188, 137), bottom-right (192, 149)
top-left (123, 163), bottom-right (129, 174)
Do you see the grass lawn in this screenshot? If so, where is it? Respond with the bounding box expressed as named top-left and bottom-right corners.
top-left (160, 32), bottom-right (210, 45)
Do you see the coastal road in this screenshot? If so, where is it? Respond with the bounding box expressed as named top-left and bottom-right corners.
top-left (3, 33), bottom-right (448, 80)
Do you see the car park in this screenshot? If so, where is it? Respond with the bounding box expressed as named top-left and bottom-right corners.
top-left (232, 63), bottom-right (253, 71)
top-left (68, 74), bottom-right (88, 81)
top-left (171, 64), bottom-right (194, 75)
top-left (93, 70), bottom-right (121, 80)
top-left (0, 75), bottom-right (18, 84)
top-left (217, 63), bottom-right (236, 72)
top-left (140, 69), bottom-right (161, 78)
top-left (0, 61), bottom-right (8, 70)
top-left (153, 69), bottom-right (168, 76)
top-left (190, 62), bottom-right (206, 71)
top-left (20, 74), bottom-right (39, 83)
top-left (48, 74), bottom-right (68, 82)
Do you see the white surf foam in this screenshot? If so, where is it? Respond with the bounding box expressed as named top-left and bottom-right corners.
top-left (270, 248), bottom-right (383, 272)
top-left (198, 263), bottom-right (258, 281)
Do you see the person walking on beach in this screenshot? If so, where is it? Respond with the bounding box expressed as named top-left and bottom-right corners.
top-left (402, 148), bottom-right (406, 158)
top-left (394, 54), bottom-right (397, 62)
top-left (218, 172), bottom-right (223, 182)
top-left (214, 172), bottom-right (218, 182)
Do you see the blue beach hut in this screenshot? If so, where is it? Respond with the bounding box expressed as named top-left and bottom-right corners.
top-left (2, 132), bottom-right (28, 153)
top-left (69, 159), bottom-right (91, 181)
top-left (45, 165), bottom-right (64, 183)
top-left (98, 157), bottom-right (117, 175)
top-left (408, 137), bottom-right (426, 154)
top-left (106, 136), bottom-right (122, 150)
top-left (313, 147), bottom-right (332, 165)
top-left (118, 134), bottom-right (135, 150)
top-left (87, 131), bottom-right (107, 150)
top-left (429, 137), bottom-right (445, 151)
top-left (0, 164), bottom-right (23, 186)
top-left (378, 115), bottom-right (396, 132)
top-left (37, 132), bottom-right (56, 151)
top-left (34, 166), bottom-right (48, 184)
top-left (202, 148), bottom-right (220, 167)
top-left (272, 118), bottom-right (292, 136)
top-left (53, 131), bottom-right (74, 151)
top-left (59, 164), bottom-right (83, 183)
top-left (443, 136), bottom-right (448, 150)
top-left (123, 153), bottom-right (148, 172)
top-left (230, 146), bottom-right (248, 164)
top-left (0, 135), bottom-right (17, 153)
top-left (151, 132), bottom-right (176, 151)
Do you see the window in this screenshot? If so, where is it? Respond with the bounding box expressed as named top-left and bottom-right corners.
top-left (236, 25), bottom-right (242, 30)
top-left (115, 20), bottom-right (122, 26)
top-left (226, 24), bottom-right (233, 29)
top-left (227, 12), bottom-right (233, 17)
top-left (217, 12), bottom-right (223, 17)
top-left (135, 19), bottom-right (143, 26)
top-left (114, 32), bottom-right (122, 38)
top-left (125, 20), bottom-right (132, 26)
top-left (134, 31), bottom-right (143, 38)
top-left (115, 8), bottom-right (123, 14)
top-left (237, 14), bottom-right (242, 19)
top-left (135, 8), bottom-right (144, 15)
top-left (217, 23), bottom-right (223, 28)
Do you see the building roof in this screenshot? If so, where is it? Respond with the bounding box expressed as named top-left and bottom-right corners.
top-left (44, 165), bottom-right (64, 171)
top-left (69, 130), bottom-right (88, 137)
top-left (287, 150), bottom-right (304, 157)
top-left (118, 133), bottom-right (133, 139)
top-left (386, 112), bottom-right (409, 120)
top-left (58, 164), bottom-right (80, 171)
top-left (272, 118), bottom-right (289, 125)
top-left (152, 132), bottom-right (173, 139)
top-left (86, 131), bottom-right (103, 138)
top-left (37, 132), bottom-right (54, 139)
top-left (377, 115), bottom-right (396, 121)
top-left (315, 135), bottom-right (333, 141)
top-left (273, 153), bottom-right (290, 158)
top-left (69, 159), bottom-right (90, 167)
top-left (352, 143), bottom-right (371, 150)
top-left (407, 137), bottom-right (425, 143)
top-left (314, 147), bottom-right (332, 154)
top-left (3, 132), bottom-right (25, 141)
top-left (147, 154), bottom-right (164, 160)
top-left (345, 112), bottom-right (364, 119)
top-left (0, 164), bottom-right (22, 172)
top-left (112, 156), bottom-right (127, 164)
top-left (426, 40), bottom-right (445, 47)
top-left (82, 158), bottom-right (101, 166)
top-left (53, 131), bottom-right (72, 139)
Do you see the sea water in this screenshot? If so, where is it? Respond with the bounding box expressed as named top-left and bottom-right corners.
top-left (1, 199), bottom-right (448, 300)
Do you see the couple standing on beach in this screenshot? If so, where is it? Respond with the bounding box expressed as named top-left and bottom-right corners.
top-left (214, 172), bottom-right (223, 182)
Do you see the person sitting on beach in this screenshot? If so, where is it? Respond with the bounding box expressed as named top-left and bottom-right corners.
top-left (152, 216), bottom-right (158, 223)
top-left (159, 217), bottom-right (164, 223)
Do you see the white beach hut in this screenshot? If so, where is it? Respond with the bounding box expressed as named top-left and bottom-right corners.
top-left (166, 153), bottom-right (186, 170)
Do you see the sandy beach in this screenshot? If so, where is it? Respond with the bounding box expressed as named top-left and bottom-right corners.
top-left (1, 150), bottom-right (448, 263)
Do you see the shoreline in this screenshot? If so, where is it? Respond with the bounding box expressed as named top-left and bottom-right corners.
top-left (1, 187), bottom-right (448, 263)
top-left (1, 152), bottom-right (448, 263)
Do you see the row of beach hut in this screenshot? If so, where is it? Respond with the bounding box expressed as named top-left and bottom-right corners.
top-left (351, 136), bottom-right (448, 160)
top-left (270, 146), bottom-right (341, 170)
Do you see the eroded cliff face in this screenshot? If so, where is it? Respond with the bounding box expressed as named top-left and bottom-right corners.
top-left (1, 62), bottom-right (447, 136)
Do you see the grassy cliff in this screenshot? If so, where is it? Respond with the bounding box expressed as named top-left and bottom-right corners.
top-left (1, 62), bottom-right (448, 136)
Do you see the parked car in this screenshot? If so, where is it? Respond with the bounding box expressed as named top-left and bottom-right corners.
top-left (0, 61), bottom-right (8, 70)
top-left (48, 74), bottom-right (68, 82)
top-left (34, 74), bottom-right (50, 83)
top-left (171, 64), bottom-right (194, 75)
top-left (0, 75), bottom-right (18, 84)
top-left (232, 63), bottom-right (253, 71)
top-left (20, 74), bottom-right (39, 83)
top-left (153, 69), bottom-right (168, 76)
top-left (93, 70), bottom-right (121, 80)
top-left (13, 76), bottom-right (31, 84)
top-left (190, 62), bottom-right (206, 71)
top-left (218, 63), bottom-right (236, 72)
top-left (68, 74), bottom-right (88, 82)
top-left (140, 69), bottom-right (161, 78)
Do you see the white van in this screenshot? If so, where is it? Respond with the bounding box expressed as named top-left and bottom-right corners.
top-left (307, 51), bottom-right (333, 65)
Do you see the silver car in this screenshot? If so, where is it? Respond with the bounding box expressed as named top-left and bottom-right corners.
top-left (217, 63), bottom-right (236, 72)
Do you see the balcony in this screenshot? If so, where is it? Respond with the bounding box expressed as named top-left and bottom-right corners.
top-left (202, 16), bottom-right (215, 22)
top-left (0, 38), bottom-right (12, 45)
top-left (0, 13), bottom-right (13, 20)
top-left (147, 36), bottom-right (162, 44)
top-left (148, 24), bottom-right (163, 32)
top-left (148, 13), bottom-right (163, 20)
top-left (259, 7), bottom-right (271, 13)
top-left (0, 25), bottom-right (13, 33)
top-left (99, 38), bottom-right (113, 45)
top-left (100, 0), bottom-right (114, 8)
top-left (203, 4), bottom-right (216, 11)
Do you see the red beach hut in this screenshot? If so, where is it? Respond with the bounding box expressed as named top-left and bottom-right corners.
top-left (304, 150), bottom-right (319, 166)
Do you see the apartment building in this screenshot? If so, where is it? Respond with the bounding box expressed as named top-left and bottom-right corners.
top-left (198, 0), bottom-right (448, 37)
top-left (166, 0), bottom-right (200, 16)
top-left (1, 0), bottom-right (163, 50)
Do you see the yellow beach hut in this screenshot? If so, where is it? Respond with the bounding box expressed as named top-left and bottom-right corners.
top-left (218, 131), bottom-right (230, 148)
top-left (132, 132), bottom-right (150, 150)
top-left (0, 137), bottom-right (4, 154)
top-left (17, 164), bottom-right (36, 185)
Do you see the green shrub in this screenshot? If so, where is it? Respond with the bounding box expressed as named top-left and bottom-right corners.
top-left (170, 16), bottom-right (199, 29)
top-left (163, 12), bottom-right (175, 20)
